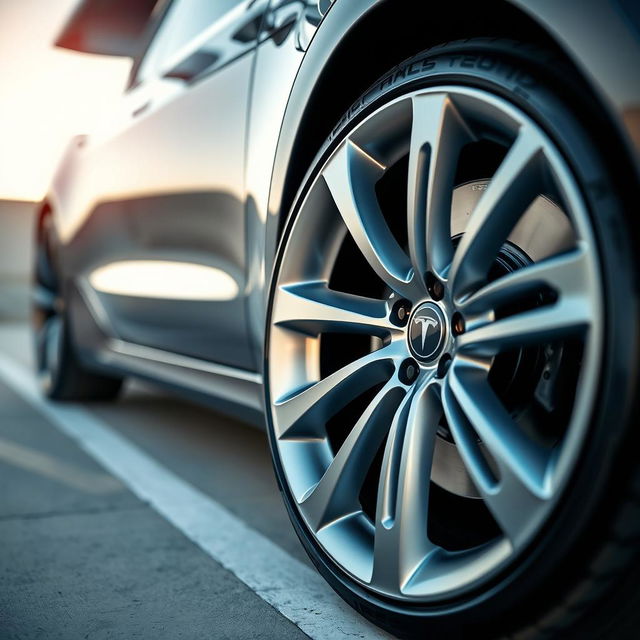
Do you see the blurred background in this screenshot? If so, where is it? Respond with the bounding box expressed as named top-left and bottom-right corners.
top-left (0, 0), bottom-right (130, 321)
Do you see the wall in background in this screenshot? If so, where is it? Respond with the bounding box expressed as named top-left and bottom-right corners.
top-left (0, 201), bottom-right (37, 321)
top-left (0, 0), bottom-right (131, 202)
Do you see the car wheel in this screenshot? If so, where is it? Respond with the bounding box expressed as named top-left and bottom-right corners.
top-left (264, 40), bottom-right (640, 638)
top-left (32, 212), bottom-right (123, 401)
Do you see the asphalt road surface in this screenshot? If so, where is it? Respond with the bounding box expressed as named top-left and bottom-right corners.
top-left (0, 322), bottom-right (392, 640)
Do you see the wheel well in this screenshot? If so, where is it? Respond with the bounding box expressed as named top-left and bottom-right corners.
top-left (278, 0), bottom-right (574, 234)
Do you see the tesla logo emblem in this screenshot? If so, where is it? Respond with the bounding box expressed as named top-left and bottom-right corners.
top-left (413, 317), bottom-right (438, 350)
top-left (408, 304), bottom-right (445, 361)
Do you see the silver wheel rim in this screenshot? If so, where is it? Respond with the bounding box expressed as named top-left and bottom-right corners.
top-left (267, 86), bottom-right (603, 601)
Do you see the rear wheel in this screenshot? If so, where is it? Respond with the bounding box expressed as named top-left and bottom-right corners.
top-left (265, 40), bottom-right (640, 638)
top-left (32, 212), bottom-right (123, 401)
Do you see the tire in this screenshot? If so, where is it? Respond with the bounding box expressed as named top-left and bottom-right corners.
top-left (264, 39), bottom-right (640, 639)
top-left (32, 212), bottom-right (123, 401)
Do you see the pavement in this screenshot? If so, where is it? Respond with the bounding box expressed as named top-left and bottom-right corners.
top-left (0, 322), bottom-right (392, 640)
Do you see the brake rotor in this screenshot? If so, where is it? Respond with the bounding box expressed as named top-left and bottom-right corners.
top-left (430, 179), bottom-right (574, 498)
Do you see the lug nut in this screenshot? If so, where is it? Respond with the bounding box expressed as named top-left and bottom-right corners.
top-left (426, 272), bottom-right (444, 301)
top-left (399, 358), bottom-right (419, 385)
top-left (437, 353), bottom-right (452, 378)
top-left (452, 312), bottom-right (466, 336)
top-left (390, 299), bottom-right (411, 327)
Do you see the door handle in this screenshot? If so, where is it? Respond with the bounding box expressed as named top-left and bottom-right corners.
top-left (132, 101), bottom-right (151, 118)
top-left (164, 51), bottom-right (220, 83)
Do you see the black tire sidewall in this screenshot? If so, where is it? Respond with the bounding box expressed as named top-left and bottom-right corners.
top-left (264, 40), bottom-right (639, 639)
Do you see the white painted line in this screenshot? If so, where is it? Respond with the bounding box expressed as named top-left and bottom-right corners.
top-left (0, 354), bottom-right (392, 640)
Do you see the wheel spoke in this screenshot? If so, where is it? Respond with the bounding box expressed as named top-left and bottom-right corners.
top-left (273, 281), bottom-right (395, 337)
top-left (447, 360), bottom-right (549, 494)
top-left (442, 376), bottom-right (548, 548)
top-left (32, 284), bottom-right (57, 314)
top-left (441, 379), bottom-right (497, 495)
top-left (407, 93), bottom-right (474, 282)
top-left (458, 245), bottom-right (590, 315)
top-left (457, 297), bottom-right (591, 357)
top-left (323, 140), bottom-right (418, 300)
top-left (450, 126), bottom-right (547, 299)
top-left (372, 380), bottom-right (441, 591)
top-left (273, 341), bottom-right (403, 439)
top-left (300, 380), bottom-right (405, 531)
top-left (41, 315), bottom-right (63, 377)
top-left (35, 317), bottom-right (50, 369)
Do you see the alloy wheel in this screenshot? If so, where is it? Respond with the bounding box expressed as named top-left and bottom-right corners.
top-left (32, 214), bottom-right (63, 392)
top-left (267, 86), bottom-right (603, 601)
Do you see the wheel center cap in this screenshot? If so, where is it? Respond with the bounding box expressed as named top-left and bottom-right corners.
top-left (407, 303), bottom-right (447, 362)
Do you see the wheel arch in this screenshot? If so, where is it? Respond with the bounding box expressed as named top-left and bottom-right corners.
top-left (34, 200), bottom-right (58, 270)
top-left (35, 200), bottom-right (52, 236)
top-left (266, 0), bottom-right (639, 251)
top-left (35, 196), bottom-right (67, 246)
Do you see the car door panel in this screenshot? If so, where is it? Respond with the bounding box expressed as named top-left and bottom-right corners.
top-left (60, 2), bottom-right (266, 370)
